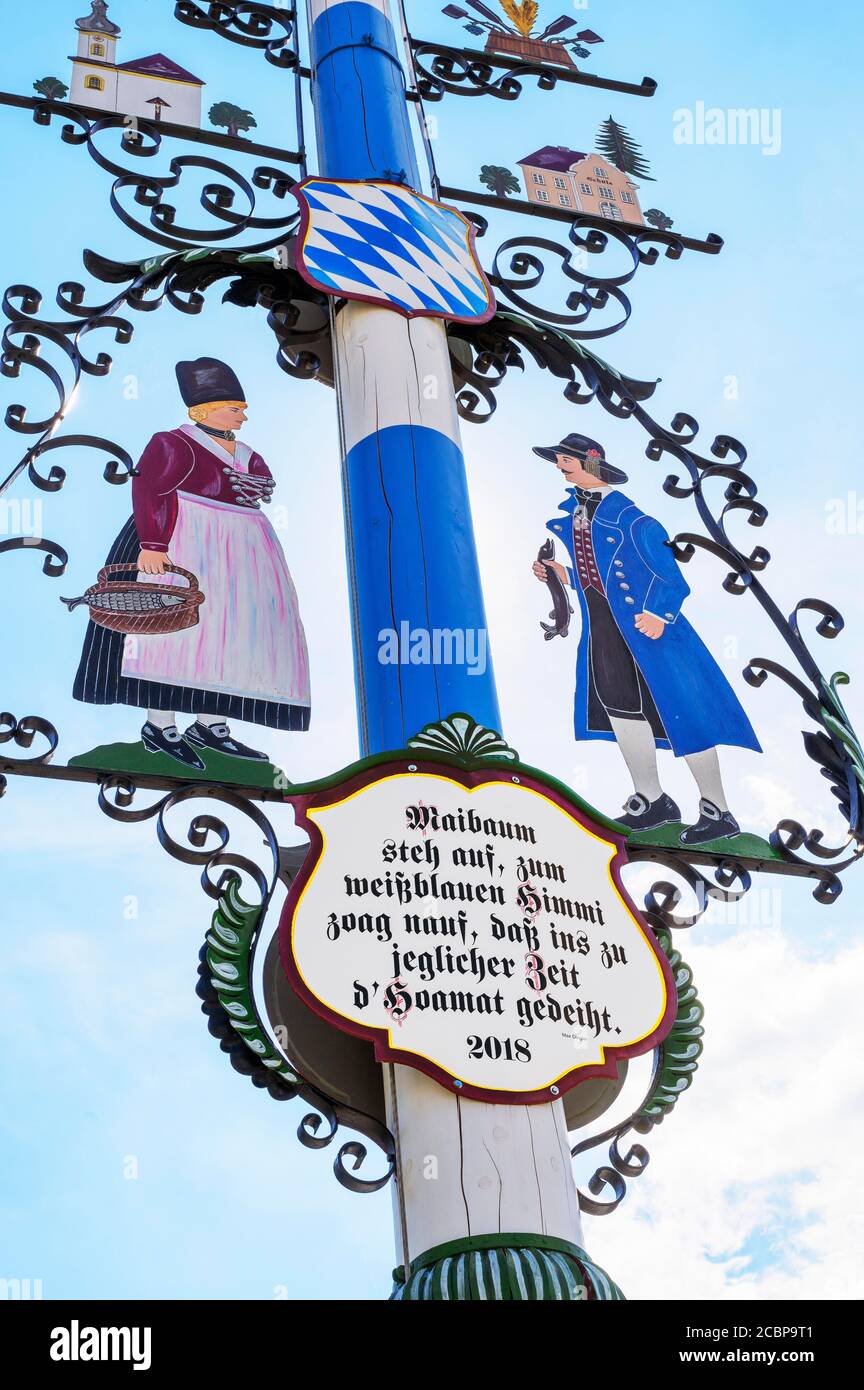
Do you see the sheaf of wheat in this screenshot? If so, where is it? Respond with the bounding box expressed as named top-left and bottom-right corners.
top-left (499, 1), bottom-right (539, 39)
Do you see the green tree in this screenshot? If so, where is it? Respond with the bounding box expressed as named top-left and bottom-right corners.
top-left (645, 208), bottom-right (674, 231)
top-left (33, 76), bottom-right (69, 101)
top-left (595, 116), bottom-right (655, 181)
top-left (208, 101), bottom-right (258, 139)
top-left (478, 164), bottom-right (520, 198)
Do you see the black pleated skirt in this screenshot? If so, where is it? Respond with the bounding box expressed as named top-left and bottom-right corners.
top-left (72, 517), bottom-right (311, 732)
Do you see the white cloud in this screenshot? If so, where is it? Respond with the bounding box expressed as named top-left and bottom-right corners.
top-left (581, 927), bottom-right (864, 1300)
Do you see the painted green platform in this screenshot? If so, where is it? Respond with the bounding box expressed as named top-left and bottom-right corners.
top-left (68, 740), bottom-right (287, 791)
top-left (626, 820), bottom-right (782, 861)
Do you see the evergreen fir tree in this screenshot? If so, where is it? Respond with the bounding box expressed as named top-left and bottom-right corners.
top-left (595, 116), bottom-right (655, 181)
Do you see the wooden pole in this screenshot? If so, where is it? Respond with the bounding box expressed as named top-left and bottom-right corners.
top-left (305, 0), bottom-right (587, 1297)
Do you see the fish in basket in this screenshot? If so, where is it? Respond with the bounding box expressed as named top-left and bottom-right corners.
top-left (61, 563), bottom-right (205, 636)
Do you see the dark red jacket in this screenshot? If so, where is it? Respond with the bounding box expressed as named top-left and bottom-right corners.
top-left (132, 426), bottom-right (273, 553)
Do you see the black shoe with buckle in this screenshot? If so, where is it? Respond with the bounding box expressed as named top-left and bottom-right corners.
top-left (617, 791), bottom-right (682, 831)
top-left (679, 798), bottom-right (740, 846)
top-left (141, 721), bottom-right (205, 771)
top-left (184, 720), bottom-right (269, 762)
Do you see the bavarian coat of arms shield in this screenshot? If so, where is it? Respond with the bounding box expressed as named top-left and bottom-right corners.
top-left (292, 177), bottom-right (496, 324)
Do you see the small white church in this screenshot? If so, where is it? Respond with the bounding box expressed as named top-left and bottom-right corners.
top-left (69, 1), bottom-right (204, 128)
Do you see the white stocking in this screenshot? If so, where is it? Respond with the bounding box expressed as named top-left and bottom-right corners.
top-left (684, 747), bottom-right (728, 812)
top-left (609, 716), bottom-right (663, 802)
top-left (146, 709), bottom-right (176, 730)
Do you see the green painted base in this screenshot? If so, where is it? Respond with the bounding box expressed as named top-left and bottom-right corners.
top-left (68, 740), bottom-right (287, 791)
top-left (626, 821), bottom-right (781, 861)
top-left (391, 1233), bottom-right (624, 1301)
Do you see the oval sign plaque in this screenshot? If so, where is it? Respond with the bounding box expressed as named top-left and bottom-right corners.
top-left (279, 761), bottom-right (675, 1105)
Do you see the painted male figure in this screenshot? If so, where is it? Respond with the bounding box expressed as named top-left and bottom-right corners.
top-left (533, 433), bottom-right (760, 844)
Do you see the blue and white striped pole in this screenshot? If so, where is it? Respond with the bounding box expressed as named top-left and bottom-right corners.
top-left (306, 0), bottom-right (501, 753)
top-left (305, 0), bottom-right (583, 1281)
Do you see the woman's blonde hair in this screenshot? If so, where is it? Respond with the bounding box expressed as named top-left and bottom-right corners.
top-left (188, 399), bottom-right (246, 424)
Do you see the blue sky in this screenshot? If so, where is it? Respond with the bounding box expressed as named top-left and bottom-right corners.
top-left (1, 0), bottom-right (863, 1300)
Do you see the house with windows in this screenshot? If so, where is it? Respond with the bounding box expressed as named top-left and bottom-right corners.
top-left (69, 1), bottom-right (203, 128)
top-left (517, 145), bottom-right (644, 225)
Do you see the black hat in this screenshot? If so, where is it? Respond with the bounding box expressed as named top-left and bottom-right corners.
top-left (175, 357), bottom-right (246, 408)
top-left (532, 432), bottom-right (628, 485)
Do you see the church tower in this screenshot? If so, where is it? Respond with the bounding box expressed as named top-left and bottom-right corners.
top-left (69, 0), bottom-right (204, 128)
top-left (70, 1), bottom-right (121, 112)
top-left (75, 1), bottom-right (120, 64)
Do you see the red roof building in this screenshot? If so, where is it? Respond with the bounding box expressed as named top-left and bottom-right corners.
top-left (70, 3), bottom-right (204, 128)
top-left (517, 145), bottom-right (644, 225)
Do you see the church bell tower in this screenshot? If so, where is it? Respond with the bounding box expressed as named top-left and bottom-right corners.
top-left (74, 1), bottom-right (121, 66)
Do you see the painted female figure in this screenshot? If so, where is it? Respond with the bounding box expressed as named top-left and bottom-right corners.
top-left (73, 357), bottom-right (310, 769)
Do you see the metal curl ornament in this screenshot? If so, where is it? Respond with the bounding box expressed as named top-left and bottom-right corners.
top-left (0, 267), bottom-right (167, 571)
top-left (476, 312), bottom-right (864, 896)
top-left (195, 879), bottom-right (397, 1196)
top-left (0, 247), bottom-right (334, 592)
top-left (488, 226), bottom-right (647, 336)
top-left (408, 39), bottom-right (656, 105)
top-left (0, 713), bottom-right (60, 767)
top-left (96, 777), bottom-right (281, 906)
top-left (450, 309), bottom-right (864, 901)
top-left (410, 44), bottom-right (549, 103)
top-left (0, 537), bottom-right (68, 576)
top-left (22, 103), bottom-right (302, 256)
top-left (572, 927), bottom-right (703, 1215)
top-left (440, 207), bottom-right (723, 351)
top-left (447, 310), bottom-right (658, 426)
top-left (109, 156), bottom-right (299, 255)
top-left (173, 1), bottom-right (300, 69)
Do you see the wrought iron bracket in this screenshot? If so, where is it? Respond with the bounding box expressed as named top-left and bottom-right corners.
top-left (173, 1), bottom-right (300, 70)
top-left (440, 184), bottom-right (723, 257)
top-left (572, 925), bottom-right (703, 1216)
top-left (409, 38), bottom-right (656, 103)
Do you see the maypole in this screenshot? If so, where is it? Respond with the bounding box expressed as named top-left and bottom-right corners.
top-left (304, 0), bottom-right (596, 1295)
top-left (2, 0), bottom-right (861, 1322)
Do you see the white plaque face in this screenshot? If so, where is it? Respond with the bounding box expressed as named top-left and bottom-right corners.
top-left (279, 764), bottom-right (674, 1105)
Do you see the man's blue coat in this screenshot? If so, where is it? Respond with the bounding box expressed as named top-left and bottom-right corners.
top-left (547, 488), bottom-right (762, 755)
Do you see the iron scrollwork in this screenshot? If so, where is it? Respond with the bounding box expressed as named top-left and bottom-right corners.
top-left (200, 872), bottom-right (395, 1194)
top-left (25, 102), bottom-right (301, 255)
top-left (0, 246), bottom-right (332, 591)
top-left (441, 184), bottom-right (722, 258)
top-left (479, 218), bottom-right (722, 340)
top-left (409, 39), bottom-right (656, 104)
top-left (573, 927), bottom-right (703, 1215)
top-left (96, 779), bottom-right (397, 1193)
top-left (0, 714), bottom-right (60, 798)
top-left (450, 298), bottom-right (864, 902)
top-left (173, 1), bottom-right (300, 69)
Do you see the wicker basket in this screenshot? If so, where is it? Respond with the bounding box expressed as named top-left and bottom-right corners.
top-left (61, 563), bottom-right (205, 635)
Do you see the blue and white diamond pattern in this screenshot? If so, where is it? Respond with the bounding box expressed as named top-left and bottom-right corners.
top-left (294, 178), bottom-right (496, 323)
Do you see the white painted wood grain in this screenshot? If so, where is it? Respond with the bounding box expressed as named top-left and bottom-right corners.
top-left (387, 1066), bottom-right (584, 1265)
top-left (334, 302), bottom-right (464, 455)
top-left (308, 0), bottom-right (393, 23)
